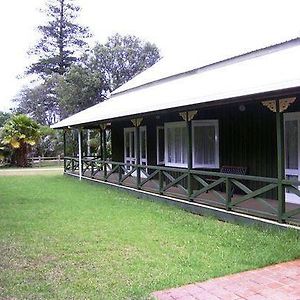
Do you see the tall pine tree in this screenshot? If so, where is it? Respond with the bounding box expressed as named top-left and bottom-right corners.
top-left (27, 0), bottom-right (91, 77)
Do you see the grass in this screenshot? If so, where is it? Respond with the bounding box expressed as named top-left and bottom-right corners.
top-left (0, 167), bottom-right (62, 176)
top-left (0, 175), bottom-right (299, 299)
top-left (31, 160), bottom-right (64, 168)
top-left (0, 161), bottom-right (63, 169)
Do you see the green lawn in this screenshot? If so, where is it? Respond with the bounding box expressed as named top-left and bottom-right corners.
top-left (0, 175), bottom-right (299, 299)
top-left (0, 167), bottom-right (62, 177)
top-left (31, 160), bottom-right (64, 168)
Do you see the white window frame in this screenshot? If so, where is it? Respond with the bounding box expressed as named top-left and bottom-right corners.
top-left (124, 127), bottom-right (136, 168)
top-left (284, 112), bottom-right (300, 204)
top-left (139, 126), bottom-right (148, 166)
top-left (156, 126), bottom-right (165, 165)
top-left (192, 119), bottom-right (219, 169)
top-left (123, 126), bottom-right (147, 165)
top-left (164, 121), bottom-right (188, 168)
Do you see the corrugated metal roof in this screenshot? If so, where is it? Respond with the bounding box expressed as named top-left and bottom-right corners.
top-left (112, 36), bottom-right (300, 95)
top-left (52, 38), bottom-right (300, 129)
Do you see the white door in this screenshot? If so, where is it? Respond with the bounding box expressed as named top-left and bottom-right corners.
top-left (140, 127), bottom-right (148, 177)
top-left (124, 127), bottom-right (147, 176)
top-left (124, 128), bottom-right (136, 171)
top-left (284, 112), bottom-right (300, 204)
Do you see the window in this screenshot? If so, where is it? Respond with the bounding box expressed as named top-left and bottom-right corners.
top-left (164, 120), bottom-right (219, 169)
top-left (140, 126), bottom-right (147, 165)
top-left (157, 126), bottom-right (165, 164)
top-left (164, 122), bottom-right (187, 167)
top-left (124, 128), bottom-right (136, 169)
top-left (192, 120), bottom-right (219, 168)
top-left (124, 126), bottom-right (147, 165)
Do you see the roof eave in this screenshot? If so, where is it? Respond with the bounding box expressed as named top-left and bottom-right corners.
top-left (51, 85), bottom-right (300, 129)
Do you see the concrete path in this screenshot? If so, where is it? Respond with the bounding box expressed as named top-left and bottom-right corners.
top-left (152, 259), bottom-right (300, 300)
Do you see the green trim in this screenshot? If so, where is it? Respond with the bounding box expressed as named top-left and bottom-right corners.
top-left (66, 172), bottom-right (300, 230)
top-left (102, 129), bottom-right (107, 179)
top-left (191, 177), bottom-right (225, 199)
top-left (231, 184), bottom-right (277, 206)
top-left (283, 208), bottom-right (300, 219)
top-left (64, 157), bottom-right (300, 226)
top-left (186, 118), bottom-right (193, 200)
top-left (192, 174), bottom-right (225, 203)
top-left (276, 100), bottom-right (285, 222)
top-left (162, 172), bottom-right (188, 193)
top-left (135, 126), bottom-right (141, 189)
top-left (225, 177), bottom-right (232, 210)
top-left (140, 169), bottom-right (160, 187)
top-left (106, 164), bottom-right (120, 179)
top-left (120, 167), bottom-right (137, 183)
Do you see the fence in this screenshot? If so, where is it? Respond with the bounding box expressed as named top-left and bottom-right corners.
top-left (28, 156), bottom-right (64, 167)
top-left (64, 156), bottom-right (300, 225)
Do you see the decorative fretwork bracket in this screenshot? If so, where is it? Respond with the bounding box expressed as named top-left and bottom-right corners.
top-left (131, 118), bottom-right (143, 127)
top-left (179, 110), bottom-right (198, 121)
top-left (261, 97), bottom-right (296, 113)
top-left (100, 123), bottom-right (108, 130)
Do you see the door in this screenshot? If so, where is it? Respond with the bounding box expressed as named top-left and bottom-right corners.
top-left (140, 127), bottom-right (147, 177)
top-left (284, 112), bottom-right (300, 204)
top-left (124, 128), bottom-right (136, 171)
top-left (124, 127), bottom-right (147, 176)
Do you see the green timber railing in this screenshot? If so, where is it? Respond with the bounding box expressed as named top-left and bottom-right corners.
top-left (64, 156), bottom-right (300, 225)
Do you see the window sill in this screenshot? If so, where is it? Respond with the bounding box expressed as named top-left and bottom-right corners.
top-left (165, 163), bottom-right (188, 168)
top-left (193, 164), bottom-right (220, 169)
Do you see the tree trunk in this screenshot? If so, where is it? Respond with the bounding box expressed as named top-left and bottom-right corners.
top-left (58, 0), bottom-right (65, 75)
top-left (15, 143), bottom-right (28, 167)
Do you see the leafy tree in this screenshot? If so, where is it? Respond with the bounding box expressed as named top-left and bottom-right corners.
top-left (0, 129), bottom-right (11, 163)
top-left (34, 126), bottom-right (64, 157)
top-left (17, 33), bottom-right (160, 125)
top-left (0, 144), bottom-right (11, 164)
top-left (0, 112), bottom-right (12, 163)
top-left (0, 112), bottom-right (11, 127)
top-left (56, 34), bottom-right (161, 117)
top-left (27, 0), bottom-right (91, 77)
top-left (1, 115), bottom-right (41, 167)
top-left (56, 65), bottom-right (105, 118)
top-left (13, 77), bottom-right (60, 125)
top-left (85, 33), bottom-right (161, 93)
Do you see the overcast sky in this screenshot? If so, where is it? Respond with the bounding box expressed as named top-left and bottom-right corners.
top-left (0, 0), bottom-right (299, 112)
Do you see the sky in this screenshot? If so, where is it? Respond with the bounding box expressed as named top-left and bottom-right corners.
top-left (0, 0), bottom-right (300, 112)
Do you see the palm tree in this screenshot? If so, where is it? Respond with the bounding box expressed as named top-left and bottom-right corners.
top-left (1, 115), bottom-right (41, 167)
